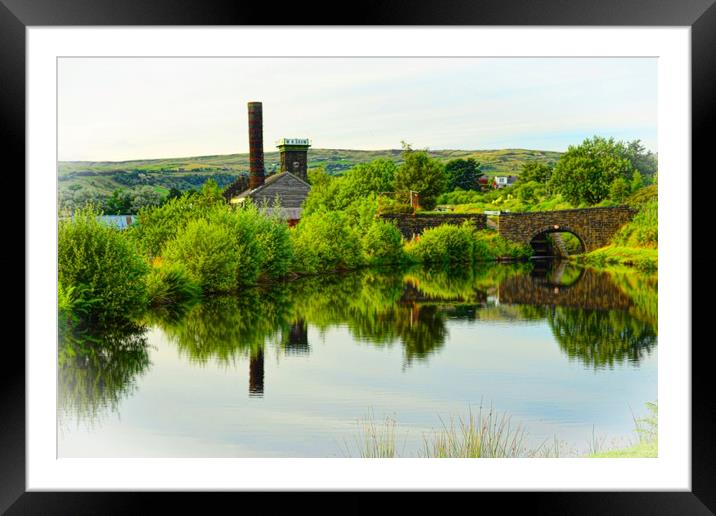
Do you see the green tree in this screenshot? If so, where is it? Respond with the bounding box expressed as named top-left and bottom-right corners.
top-left (609, 177), bottom-right (631, 203)
top-left (519, 162), bottom-right (553, 184)
top-left (130, 186), bottom-right (164, 213)
top-left (104, 189), bottom-right (133, 215)
top-left (630, 171), bottom-right (644, 193)
top-left (444, 158), bottom-right (483, 191)
top-left (624, 140), bottom-right (657, 177)
top-left (549, 136), bottom-right (635, 205)
top-left (393, 144), bottom-right (447, 210)
top-left (335, 159), bottom-right (397, 208)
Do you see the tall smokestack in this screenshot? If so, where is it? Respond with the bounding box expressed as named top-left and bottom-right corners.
top-left (248, 101), bottom-right (265, 189)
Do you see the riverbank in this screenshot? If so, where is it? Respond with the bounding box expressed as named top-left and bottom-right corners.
top-left (572, 245), bottom-right (657, 272)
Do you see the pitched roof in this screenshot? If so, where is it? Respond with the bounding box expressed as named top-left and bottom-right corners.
top-left (232, 171), bottom-right (311, 200)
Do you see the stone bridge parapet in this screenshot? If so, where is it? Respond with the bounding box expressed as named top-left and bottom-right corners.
top-left (380, 213), bottom-right (487, 240)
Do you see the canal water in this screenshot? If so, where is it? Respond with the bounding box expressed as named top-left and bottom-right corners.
top-left (58, 262), bottom-right (657, 457)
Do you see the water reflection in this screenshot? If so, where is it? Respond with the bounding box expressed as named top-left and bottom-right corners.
top-left (58, 322), bottom-right (150, 428)
top-left (59, 261), bottom-right (657, 424)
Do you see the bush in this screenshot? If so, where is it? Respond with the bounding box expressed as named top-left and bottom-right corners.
top-left (472, 230), bottom-right (533, 261)
top-left (164, 219), bottom-right (239, 293)
top-left (254, 213), bottom-right (294, 279)
top-left (206, 205), bottom-right (263, 286)
top-left (362, 220), bottom-right (405, 265)
top-left (405, 224), bottom-right (476, 265)
top-left (58, 206), bottom-right (149, 325)
top-left (128, 180), bottom-right (225, 258)
top-left (146, 261), bottom-right (201, 307)
top-left (290, 211), bottom-right (364, 274)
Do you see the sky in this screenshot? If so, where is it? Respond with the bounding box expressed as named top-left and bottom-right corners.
top-left (58, 57), bottom-right (657, 162)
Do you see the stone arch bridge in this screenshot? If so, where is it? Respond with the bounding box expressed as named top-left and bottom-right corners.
top-left (496, 206), bottom-right (636, 252)
top-left (380, 206), bottom-right (636, 253)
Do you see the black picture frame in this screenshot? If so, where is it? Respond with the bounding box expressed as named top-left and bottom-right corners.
top-left (4, 0), bottom-right (711, 513)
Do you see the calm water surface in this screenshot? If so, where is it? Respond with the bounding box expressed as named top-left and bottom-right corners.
top-left (58, 262), bottom-right (657, 457)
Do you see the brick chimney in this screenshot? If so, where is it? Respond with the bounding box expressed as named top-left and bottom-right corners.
top-left (247, 101), bottom-right (265, 189)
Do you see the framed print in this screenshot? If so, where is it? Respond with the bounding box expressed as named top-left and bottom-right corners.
top-left (5, 0), bottom-right (712, 513)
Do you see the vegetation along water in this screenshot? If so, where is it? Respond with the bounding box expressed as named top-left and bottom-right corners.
top-left (58, 135), bottom-right (658, 457)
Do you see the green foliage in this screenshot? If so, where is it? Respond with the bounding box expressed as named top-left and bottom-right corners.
top-left (624, 140), bottom-right (658, 177)
top-left (630, 171), bottom-right (643, 192)
top-left (394, 145), bottom-right (448, 210)
top-left (445, 158), bottom-right (482, 191)
top-left (206, 204), bottom-right (263, 286)
top-left (472, 230), bottom-right (533, 261)
top-left (437, 188), bottom-right (485, 205)
top-left (164, 219), bottom-right (240, 293)
top-left (104, 189), bottom-right (133, 214)
top-left (128, 185), bottom-right (164, 213)
top-left (58, 205), bottom-right (149, 325)
top-left (361, 219), bottom-right (405, 265)
top-left (626, 184), bottom-right (657, 208)
top-left (254, 211), bottom-right (294, 279)
top-left (609, 177), bottom-right (631, 203)
top-left (128, 180), bottom-right (226, 258)
top-left (290, 211), bottom-right (364, 274)
top-left (519, 162), bottom-right (553, 184)
top-left (406, 225), bottom-right (532, 265)
top-left (146, 262), bottom-right (201, 308)
top-left (303, 169), bottom-right (342, 214)
top-left (613, 200), bottom-right (657, 249)
top-left (406, 224), bottom-right (476, 265)
top-left (335, 159), bottom-right (397, 208)
top-left (549, 136), bottom-right (636, 205)
top-left (575, 246), bottom-right (658, 272)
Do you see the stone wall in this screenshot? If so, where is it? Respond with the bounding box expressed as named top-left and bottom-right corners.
top-left (380, 213), bottom-right (487, 239)
top-left (497, 206), bottom-right (636, 252)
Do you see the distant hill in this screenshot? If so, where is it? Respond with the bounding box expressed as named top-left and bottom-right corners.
top-left (58, 148), bottom-right (562, 199)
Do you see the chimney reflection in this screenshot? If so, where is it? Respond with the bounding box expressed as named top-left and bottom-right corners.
top-left (248, 349), bottom-right (264, 397)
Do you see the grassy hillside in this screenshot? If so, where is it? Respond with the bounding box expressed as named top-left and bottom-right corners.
top-left (58, 148), bottom-right (562, 200)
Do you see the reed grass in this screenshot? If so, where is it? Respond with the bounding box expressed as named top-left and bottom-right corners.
top-left (421, 406), bottom-right (530, 458)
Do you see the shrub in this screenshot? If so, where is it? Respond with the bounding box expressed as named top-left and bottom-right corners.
top-left (58, 206), bottom-right (149, 325)
top-left (362, 220), bottom-right (405, 265)
top-left (254, 213), bottom-right (294, 279)
top-left (146, 261), bottom-right (201, 307)
top-left (164, 219), bottom-right (239, 293)
top-left (405, 224), bottom-right (475, 265)
top-left (290, 211), bottom-right (364, 274)
top-left (128, 181), bottom-right (225, 259)
top-left (206, 204), bottom-right (263, 286)
top-left (472, 230), bottom-right (533, 261)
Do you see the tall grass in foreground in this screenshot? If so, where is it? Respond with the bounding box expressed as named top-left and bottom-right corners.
top-left (350, 406), bottom-right (563, 458)
top-left (349, 403), bottom-right (657, 458)
top-left (421, 407), bottom-right (531, 458)
top-left (350, 415), bottom-right (400, 458)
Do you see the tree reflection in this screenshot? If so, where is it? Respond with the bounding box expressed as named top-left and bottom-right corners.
top-left (156, 288), bottom-right (292, 365)
top-left (548, 307), bottom-right (657, 369)
top-left (58, 322), bottom-right (150, 428)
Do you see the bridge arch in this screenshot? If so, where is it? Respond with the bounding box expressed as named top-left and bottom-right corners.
top-left (528, 224), bottom-right (586, 257)
top-left (497, 206), bottom-right (636, 253)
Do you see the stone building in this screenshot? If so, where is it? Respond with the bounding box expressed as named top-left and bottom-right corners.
top-left (226, 102), bottom-right (311, 226)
